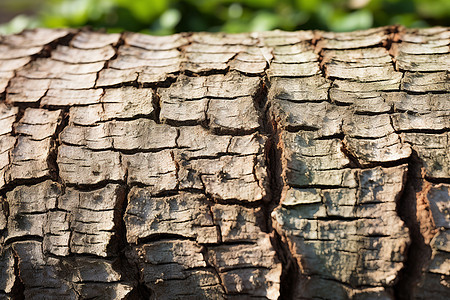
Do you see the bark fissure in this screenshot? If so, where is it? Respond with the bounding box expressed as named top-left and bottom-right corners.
top-left (265, 98), bottom-right (300, 299)
top-left (114, 181), bottom-right (146, 299)
top-left (393, 152), bottom-right (436, 300)
top-left (152, 88), bottom-right (162, 124)
top-left (48, 109), bottom-right (69, 183)
top-left (201, 246), bottom-right (227, 295)
top-left (10, 247), bottom-right (25, 300)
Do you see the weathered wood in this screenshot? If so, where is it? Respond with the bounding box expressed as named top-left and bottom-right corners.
top-left (0, 26), bottom-right (449, 300)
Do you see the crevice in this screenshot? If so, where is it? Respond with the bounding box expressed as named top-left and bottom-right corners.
top-left (5, 235), bottom-right (44, 247)
top-left (280, 98), bottom-right (334, 105)
top-left (105, 32), bottom-right (125, 68)
top-left (263, 113), bottom-right (283, 218)
top-left (10, 247), bottom-right (25, 300)
top-left (108, 184), bottom-right (128, 256)
top-left (203, 193), bottom-right (265, 209)
top-left (141, 75), bottom-right (178, 89)
top-left (210, 126), bottom-right (258, 136)
top-left (315, 133), bottom-right (345, 140)
top-left (162, 118), bottom-right (203, 127)
top-left (127, 186), bottom-right (179, 198)
top-left (182, 68), bottom-right (230, 77)
top-left (285, 125), bottom-right (319, 133)
top-left (288, 183), bottom-right (355, 190)
top-left (202, 99), bottom-right (211, 130)
top-left (136, 233), bottom-right (196, 245)
top-left (41, 31), bottom-right (76, 54)
top-left (402, 89), bottom-right (449, 95)
top-left (341, 138), bottom-right (362, 168)
top-left (254, 74), bottom-right (269, 132)
top-left (264, 80), bottom-right (300, 299)
top-left (93, 31), bottom-right (125, 88)
top-left (64, 114), bottom-right (162, 125)
top-left (393, 151), bottom-right (436, 300)
top-left (10, 104), bottom-right (25, 139)
top-left (8, 101), bottom-right (41, 111)
top-left (110, 171), bottom-right (151, 300)
top-left (352, 109), bottom-right (395, 116)
top-left (46, 251), bottom-right (116, 260)
top-left (359, 160), bottom-right (411, 170)
top-left (96, 76), bottom-right (140, 89)
top-left (63, 180), bottom-right (127, 192)
top-left (208, 265), bottom-right (272, 273)
top-left (151, 89), bottom-right (161, 124)
top-left (314, 216), bottom-right (360, 221)
top-left (123, 282), bottom-right (153, 300)
top-left (206, 204), bottom-right (223, 244)
top-left (396, 128), bottom-right (450, 135)
top-left (201, 246), bottom-right (227, 296)
top-left (346, 134), bottom-right (393, 140)
top-left (0, 198), bottom-right (9, 230)
top-left (61, 144), bottom-right (178, 155)
top-left (384, 25), bottom-right (402, 72)
top-left (5, 100), bottom-right (27, 191)
top-left (424, 177), bottom-right (450, 184)
top-left (170, 151), bottom-right (180, 191)
top-left (270, 230), bottom-right (300, 300)
top-left (312, 30), bottom-right (334, 107)
top-left (47, 108), bottom-right (69, 184)
top-left (218, 240), bottom-right (256, 246)
top-left (183, 152), bottom-right (253, 161)
top-left (0, 177), bottom-right (52, 198)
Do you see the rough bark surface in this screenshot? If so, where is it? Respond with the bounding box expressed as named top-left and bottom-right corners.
top-left (0, 26), bottom-right (448, 299)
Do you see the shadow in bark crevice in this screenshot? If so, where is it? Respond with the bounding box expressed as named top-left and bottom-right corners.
top-left (393, 151), bottom-right (435, 300)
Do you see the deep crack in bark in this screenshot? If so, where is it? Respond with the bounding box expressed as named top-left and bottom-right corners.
top-left (113, 171), bottom-right (154, 300)
top-left (10, 247), bottom-right (25, 300)
top-left (393, 151), bottom-right (436, 300)
top-left (48, 108), bottom-right (69, 183)
top-left (257, 71), bottom-right (301, 299)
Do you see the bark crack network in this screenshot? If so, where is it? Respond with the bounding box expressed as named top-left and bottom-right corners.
top-left (0, 26), bottom-right (448, 300)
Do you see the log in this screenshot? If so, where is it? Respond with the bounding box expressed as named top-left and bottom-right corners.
top-left (0, 26), bottom-right (449, 299)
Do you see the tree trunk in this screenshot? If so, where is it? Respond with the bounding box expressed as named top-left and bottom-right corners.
top-left (0, 26), bottom-right (448, 299)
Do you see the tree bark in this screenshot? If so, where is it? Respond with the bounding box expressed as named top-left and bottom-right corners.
top-left (0, 26), bottom-right (449, 299)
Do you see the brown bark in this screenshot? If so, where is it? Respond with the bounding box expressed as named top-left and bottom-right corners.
top-left (0, 26), bottom-right (449, 299)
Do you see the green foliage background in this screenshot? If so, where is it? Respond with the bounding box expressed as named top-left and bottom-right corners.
top-left (1, 0), bottom-right (449, 35)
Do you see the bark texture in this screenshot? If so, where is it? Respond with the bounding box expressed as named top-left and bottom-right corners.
top-left (0, 26), bottom-right (449, 299)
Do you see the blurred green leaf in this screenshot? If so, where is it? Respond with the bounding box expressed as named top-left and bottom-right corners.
top-left (329, 9), bottom-right (373, 31)
top-left (0, 14), bottom-right (39, 34)
top-left (241, 0), bottom-right (278, 9)
top-left (228, 3), bottom-right (243, 19)
top-left (296, 0), bottom-right (322, 13)
top-left (0, 0), bottom-right (448, 34)
top-left (415, 0), bottom-right (450, 19)
top-left (115, 0), bottom-right (168, 22)
top-left (160, 9), bottom-right (181, 29)
top-left (250, 11), bottom-right (280, 31)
